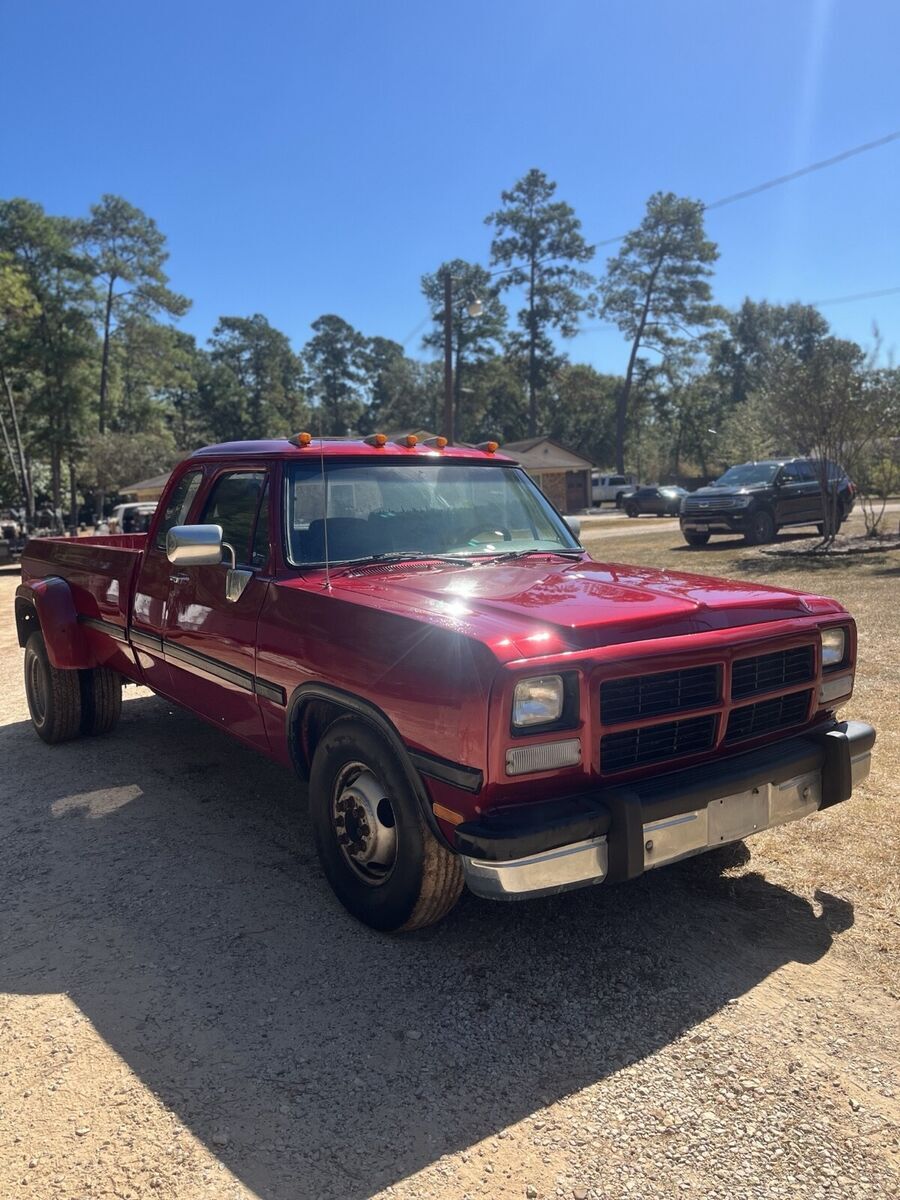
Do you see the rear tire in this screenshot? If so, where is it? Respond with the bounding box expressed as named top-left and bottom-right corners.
top-left (23, 631), bottom-right (82, 744)
top-left (683, 531), bottom-right (710, 546)
top-left (80, 666), bottom-right (122, 736)
top-left (745, 508), bottom-right (776, 545)
top-left (625, 502), bottom-right (639, 518)
top-left (308, 717), bottom-right (464, 931)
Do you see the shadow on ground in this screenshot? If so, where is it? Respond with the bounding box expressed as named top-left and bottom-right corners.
top-left (0, 694), bottom-right (853, 1200)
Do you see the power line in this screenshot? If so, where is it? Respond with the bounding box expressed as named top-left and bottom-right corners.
top-left (811, 285), bottom-right (900, 306)
top-left (588, 129), bottom-right (900, 247)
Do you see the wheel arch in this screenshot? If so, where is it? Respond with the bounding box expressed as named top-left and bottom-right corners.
top-left (285, 682), bottom-right (454, 850)
top-left (15, 579), bottom-right (96, 669)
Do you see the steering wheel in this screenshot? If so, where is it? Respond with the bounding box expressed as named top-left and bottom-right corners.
top-left (460, 524), bottom-right (512, 546)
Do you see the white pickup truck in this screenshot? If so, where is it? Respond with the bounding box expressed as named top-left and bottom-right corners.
top-left (591, 472), bottom-right (636, 507)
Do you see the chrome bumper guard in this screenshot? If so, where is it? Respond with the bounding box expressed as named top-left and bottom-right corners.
top-left (461, 720), bottom-right (875, 901)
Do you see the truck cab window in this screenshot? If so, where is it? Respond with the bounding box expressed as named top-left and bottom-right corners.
top-left (201, 471), bottom-right (267, 566)
top-left (155, 470), bottom-right (203, 549)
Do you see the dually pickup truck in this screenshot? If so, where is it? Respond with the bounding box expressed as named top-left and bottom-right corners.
top-left (16, 434), bottom-right (876, 931)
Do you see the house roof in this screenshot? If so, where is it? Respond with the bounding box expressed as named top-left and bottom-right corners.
top-left (120, 472), bottom-right (173, 494)
top-left (502, 437), bottom-right (593, 470)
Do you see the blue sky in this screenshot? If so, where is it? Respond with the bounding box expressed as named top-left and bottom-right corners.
top-left (3, 0), bottom-right (899, 368)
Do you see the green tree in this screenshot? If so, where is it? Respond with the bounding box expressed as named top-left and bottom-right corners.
top-left (598, 191), bottom-right (719, 472)
top-left (0, 252), bottom-right (40, 519)
top-left (420, 260), bottom-right (506, 432)
top-left (457, 354), bottom-right (528, 444)
top-left (79, 427), bottom-right (179, 501)
top-left (0, 199), bottom-right (98, 519)
top-left (209, 314), bottom-right (306, 437)
top-left (486, 169), bottom-right (594, 437)
top-left (546, 364), bottom-right (619, 468)
top-left (84, 195), bottom-right (189, 435)
top-left (304, 314), bottom-right (368, 435)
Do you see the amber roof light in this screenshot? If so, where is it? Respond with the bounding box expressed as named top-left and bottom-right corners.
top-left (364, 433), bottom-right (388, 447)
top-left (289, 431), bottom-right (313, 447)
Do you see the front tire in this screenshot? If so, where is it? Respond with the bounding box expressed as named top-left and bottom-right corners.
top-left (308, 717), bottom-right (464, 931)
top-left (683, 530), bottom-right (710, 546)
top-left (745, 508), bottom-right (776, 545)
top-left (23, 631), bottom-right (82, 744)
top-left (625, 502), bottom-right (639, 518)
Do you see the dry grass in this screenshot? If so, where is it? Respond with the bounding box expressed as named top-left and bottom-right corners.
top-left (582, 511), bottom-right (900, 994)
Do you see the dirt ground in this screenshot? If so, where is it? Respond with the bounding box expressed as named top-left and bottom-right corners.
top-left (1, 512), bottom-right (898, 1200)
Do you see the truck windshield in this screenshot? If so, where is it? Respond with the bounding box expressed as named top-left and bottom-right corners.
top-left (713, 463), bottom-right (780, 488)
top-left (285, 460), bottom-right (580, 565)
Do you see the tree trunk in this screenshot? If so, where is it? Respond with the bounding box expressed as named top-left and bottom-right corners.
top-left (527, 258), bottom-right (537, 437)
top-left (615, 251), bottom-right (666, 474)
top-left (99, 276), bottom-right (115, 434)
top-left (1, 366), bottom-right (35, 523)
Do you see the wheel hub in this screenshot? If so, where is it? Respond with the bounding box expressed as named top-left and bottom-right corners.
top-left (332, 764), bottom-right (397, 884)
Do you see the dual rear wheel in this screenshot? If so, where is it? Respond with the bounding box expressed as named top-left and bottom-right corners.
top-left (23, 631), bottom-right (121, 744)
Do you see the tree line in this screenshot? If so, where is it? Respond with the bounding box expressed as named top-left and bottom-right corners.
top-left (1, 174), bottom-right (898, 528)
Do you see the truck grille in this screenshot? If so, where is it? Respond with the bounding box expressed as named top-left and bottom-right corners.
top-left (601, 665), bottom-right (719, 724)
top-left (724, 690), bottom-right (812, 744)
top-left (601, 714), bottom-right (717, 773)
top-left (683, 495), bottom-right (737, 510)
top-left (731, 645), bottom-right (815, 699)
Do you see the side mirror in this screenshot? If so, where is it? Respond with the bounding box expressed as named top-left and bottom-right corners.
top-left (166, 524), bottom-right (224, 566)
top-left (565, 516), bottom-right (581, 539)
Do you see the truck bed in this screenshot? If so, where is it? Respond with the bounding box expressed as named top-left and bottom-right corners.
top-left (22, 534), bottom-right (147, 633)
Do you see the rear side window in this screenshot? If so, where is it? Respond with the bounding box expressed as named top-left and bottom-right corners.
top-left (201, 471), bottom-right (268, 566)
top-left (155, 470), bottom-right (202, 550)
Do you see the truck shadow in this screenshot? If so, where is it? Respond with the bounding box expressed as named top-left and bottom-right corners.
top-left (0, 693), bottom-right (853, 1200)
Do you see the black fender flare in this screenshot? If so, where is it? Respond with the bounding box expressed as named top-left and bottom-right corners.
top-left (285, 681), bottom-right (464, 851)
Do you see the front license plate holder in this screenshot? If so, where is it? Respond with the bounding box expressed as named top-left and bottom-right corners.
top-left (707, 787), bottom-right (768, 844)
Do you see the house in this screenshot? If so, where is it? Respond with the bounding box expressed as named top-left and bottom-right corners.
top-left (119, 472), bottom-right (172, 503)
top-left (501, 437), bottom-right (593, 513)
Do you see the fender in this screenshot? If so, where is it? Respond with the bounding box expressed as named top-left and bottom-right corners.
top-left (15, 578), bottom-right (96, 670)
top-left (286, 681), bottom-right (463, 851)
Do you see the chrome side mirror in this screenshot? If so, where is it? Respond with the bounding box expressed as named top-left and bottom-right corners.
top-left (166, 524), bottom-right (224, 566)
top-left (565, 516), bottom-right (581, 539)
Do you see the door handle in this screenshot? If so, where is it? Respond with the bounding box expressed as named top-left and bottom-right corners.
top-left (169, 573), bottom-right (190, 584)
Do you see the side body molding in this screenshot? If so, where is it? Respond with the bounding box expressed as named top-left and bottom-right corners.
top-left (15, 578), bottom-right (96, 669)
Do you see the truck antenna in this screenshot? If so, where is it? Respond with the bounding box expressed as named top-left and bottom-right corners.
top-left (319, 430), bottom-right (332, 591)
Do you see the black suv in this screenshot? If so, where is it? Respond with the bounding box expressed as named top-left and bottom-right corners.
top-left (680, 458), bottom-right (855, 547)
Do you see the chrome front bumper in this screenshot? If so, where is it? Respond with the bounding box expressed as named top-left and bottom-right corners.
top-left (461, 721), bottom-right (875, 901)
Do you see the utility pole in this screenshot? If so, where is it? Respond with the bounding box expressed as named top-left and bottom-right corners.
top-left (442, 269), bottom-right (454, 443)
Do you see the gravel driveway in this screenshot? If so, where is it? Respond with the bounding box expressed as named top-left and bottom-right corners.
top-left (1, 563), bottom-right (897, 1200)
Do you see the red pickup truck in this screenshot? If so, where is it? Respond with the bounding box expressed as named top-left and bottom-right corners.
top-left (16, 434), bottom-right (875, 931)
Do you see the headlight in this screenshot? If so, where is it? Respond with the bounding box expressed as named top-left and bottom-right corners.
top-left (821, 628), bottom-right (847, 668)
top-left (513, 675), bottom-right (564, 727)
top-left (733, 494), bottom-right (753, 507)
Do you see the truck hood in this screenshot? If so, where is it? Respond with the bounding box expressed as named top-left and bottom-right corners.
top-left (323, 558), bottom-right (840, 660)
top-left (687, 484), bottom-right (768, 500)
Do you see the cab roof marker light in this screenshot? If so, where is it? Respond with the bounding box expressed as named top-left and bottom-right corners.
top-left (424, 436), bottom-right (448, 449)
top-left (477, 440), bottom-right (499, 454)
top-left (289, 431), bottom-right (313, 447)
top-left (396, 434), bottom-right (418, 448)
top-left (365, 433), bottom-right (388, 447)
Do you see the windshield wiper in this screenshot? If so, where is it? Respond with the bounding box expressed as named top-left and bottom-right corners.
top-left (335, 550), bottom-right (471, 568)
top-left (477, 548), bottom-right (584, 563)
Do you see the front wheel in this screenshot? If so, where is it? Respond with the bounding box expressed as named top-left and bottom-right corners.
top-left (308, 717), bottom-right (464, 931)
top-left (625, 502), bottom-right (640, 518)
top-left (23, 631), bottom-right (82, 744)
top-left (683, 530), bottom-right (710, 546)
top-left (745, 508), bottom-right (776, 545)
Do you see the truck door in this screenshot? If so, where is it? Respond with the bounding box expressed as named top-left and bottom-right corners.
top-left (132, 466), bottom-right (205, 695)
top-left (774, 462), bottom-right (814, 526)
top-left (164, 467), bottom-right (272, 754)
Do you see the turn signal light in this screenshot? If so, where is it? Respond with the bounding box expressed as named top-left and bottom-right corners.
top-left (478, 440), bottom-right (499, 454)
top-left (365, 433), bottom-right (388, 447)
top-left (289, 431), bottom-right (313, 447)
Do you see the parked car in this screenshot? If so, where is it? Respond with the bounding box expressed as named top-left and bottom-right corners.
top-left (591, 472), bottom-right (636, 507)
top-left (621, 485), bottom-right (687, 518)
top-left (680, 458), bottom-right (856, 547)
top-left (16, 434), bottom-right (874, 931)
top-left (109, 501), bottom-right (157, 534)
